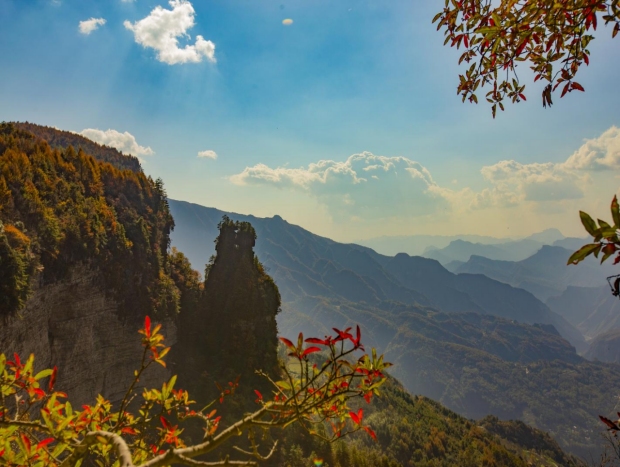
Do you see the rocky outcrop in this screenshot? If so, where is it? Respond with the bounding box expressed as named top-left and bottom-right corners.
top-left (0, 263), bottom-right (176, 407)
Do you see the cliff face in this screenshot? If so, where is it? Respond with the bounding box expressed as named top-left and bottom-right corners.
top-left (0, 264), bottom-right (176, 407)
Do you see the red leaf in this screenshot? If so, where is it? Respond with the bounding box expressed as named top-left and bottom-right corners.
top-left (21, 434), bottom-right (31, 453)
top-left (36, 438), bottom-right (54, 450)
top-left (279, 337), bottom-right (295, 349)
top-left (363, 426), bottom-right (377, 441)
top-left (349, 411), bottom-right (360, 425)
top-left (145, 316), bottom-right (151, 338)
top-left (49, 366), bottom-right (57, 392)
top-left (584, 54), bottom-right (589, 65)
top-left (305, 337), bottom-right (328, 345)
top-left (572, 82), bottom-right (585, 92)
top-left (207, 409), bottom-right (217, 418)
top-left (302, 347), bottom-right (322, 357)
top-left (14, 353), bottom-right (20, 367)
top-left (254, 390), bottom-right (263, 400)
top-left (561, 82), bottom-right (570, 98)
top-left (121, 427), bottom-right (137, 435)
top-left (160, 416), bottom-right (172, 429)
top-left (519, 93), bottom-right (527, 101)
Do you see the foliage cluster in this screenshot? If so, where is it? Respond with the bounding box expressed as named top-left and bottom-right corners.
top-left (433, 0), bottom-right (620, 116)
top-left (0, 122), bottom-right (179, 318)
top-left (0, 317), bottom-right (389, 466)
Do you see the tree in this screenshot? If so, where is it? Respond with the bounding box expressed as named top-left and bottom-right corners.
top-left (433, 0), bottom-right (620, 117)
top-left (0, 317), bottom-right (389, 466)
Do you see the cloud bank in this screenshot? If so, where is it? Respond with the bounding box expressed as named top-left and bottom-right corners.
top-left (231, 152), bottom-right (454, 219)
top-left (124, 0), bottom-right (216, 65)
top-left (80, 129), bottom-right (154, 157)
top-left (473, 126), bottom-right (620, 209)
top-left (230, 126), bottom-right (620, 221)
top-left (79, 18), bottom-right (106, 35)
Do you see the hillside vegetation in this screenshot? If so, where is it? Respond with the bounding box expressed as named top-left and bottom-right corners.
top-left (0, 122), bottom-right (179, 318)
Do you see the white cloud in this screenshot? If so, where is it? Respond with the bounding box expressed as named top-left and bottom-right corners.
top-left (124, 0), bottom-right (216, 65)
top-left (470, 127), bottom-right (620, 209)
top-left (473, 160), bottom-right (585, 208)
top-left (198, 150), bottom-right (217, 160)
top-left (79, 18), bottom-right (106, 35)
top-left (563, 126), bottom-right (620, 171)
top-left (231, 152), bottom-right (454, 219)
top-left (79, 129), bottom-right (154, 157)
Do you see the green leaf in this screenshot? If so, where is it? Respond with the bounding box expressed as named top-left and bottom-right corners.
top-left (599, 219), bottom-right (612, 230)
top-left (276, 381), bottom-right (292, 390)
top-left (167, 375), bottom-right (177, 393)
top-left (567, 243), bottom-right (601, 265)
top-left (580, 211), bottom-right (598, 236)
top-left (613, 196), bottom-right (620, 227)
top-left (34, 369), bottom-right (53, 381)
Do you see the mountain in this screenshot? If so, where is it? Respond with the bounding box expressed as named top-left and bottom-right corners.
top-left (357, 234), bottom-right (512, 257)
top-left (423, 239), bottom-right (545, 264)
top-left (547, 285), bottom-right (620, 340)
top-left (358, 228), bottom-right (564, 259)
top-left (454, 245), bottom-right (617, 302)
top-left (526, 228), bottom-right (565, 244)
top-left (584, 329), bottom-right (620, 364)
top-left (165, 199), bottom-right (620, 458)
top-left (553, 236), bottom-right (590, 251)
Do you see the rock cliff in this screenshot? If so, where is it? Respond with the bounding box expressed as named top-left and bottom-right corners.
top-left (0, 263), bottom-right (176, 407)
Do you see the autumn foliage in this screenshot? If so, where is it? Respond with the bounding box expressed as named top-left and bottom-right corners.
top-left (0, 318), bottom-right (389, 466)
top-left (433, 0), bottom-right (620, 116)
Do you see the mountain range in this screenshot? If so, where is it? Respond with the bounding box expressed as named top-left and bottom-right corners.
top-left (452, 245), bottom-right (617, 302)
top-left (168, 198), bottom-right (620, 458)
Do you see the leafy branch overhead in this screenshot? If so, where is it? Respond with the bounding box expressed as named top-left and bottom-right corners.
top-left (433, 0), bottom-right (620, 117)
top-left (0, 318), bottom-right (389, 466)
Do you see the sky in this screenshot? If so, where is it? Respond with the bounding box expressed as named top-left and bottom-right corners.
top-left (1, 0), bottom-right (619, 242)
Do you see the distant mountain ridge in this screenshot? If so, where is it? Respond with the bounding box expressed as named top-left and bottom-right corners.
top-left (454, 245), bottom-right (617, 302)
top-left (358, 228), bottom-right (565, 258)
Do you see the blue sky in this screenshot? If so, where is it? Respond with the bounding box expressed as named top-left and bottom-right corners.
top-left (1, 0), bottom-right (619, 241)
